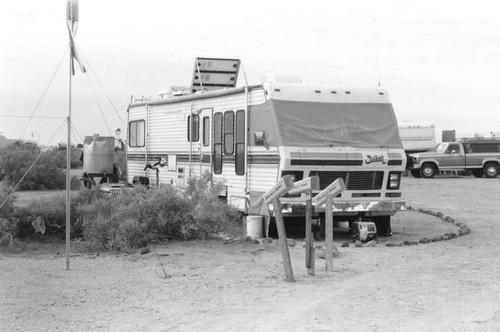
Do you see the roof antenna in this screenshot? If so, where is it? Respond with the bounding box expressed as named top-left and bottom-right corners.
top-left (373, 18), bottom-right (382, 87)
top-left (240, 61), bottom-right (249, 86)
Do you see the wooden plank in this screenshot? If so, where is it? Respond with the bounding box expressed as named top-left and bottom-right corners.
top-left (314, 178), bottom-right (346, 206)
top-left (263, 175), bottom-right (294, 203)
top-left (287, 176), bottom-right (320, 195)
top-left (272, 199), bottom-right (294, 282)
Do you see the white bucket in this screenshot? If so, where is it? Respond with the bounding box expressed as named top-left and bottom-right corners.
top-left (246, 215), bottom-right (263, 238)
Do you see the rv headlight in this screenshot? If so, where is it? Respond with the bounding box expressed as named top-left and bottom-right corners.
top-left (281, 171), bottom-right (304, 197)
top-left (387, 172), bottom-right (401, 190)
top-left (281, 171), bottom-right (303, 182)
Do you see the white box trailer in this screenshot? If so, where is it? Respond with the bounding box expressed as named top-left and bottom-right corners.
top-left (126, 73), bottom-right (406, 235)
top-left (398, 121), bottom-right (436, 153)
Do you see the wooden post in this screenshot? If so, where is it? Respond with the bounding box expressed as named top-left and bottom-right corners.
top-left (288, 176), bottom-right (319, 276)
top-left (314, 178), bottom-right (346, 272)
top-left (264, 175), bottom-right (295, 282)
top-left (305, 192), bottom-right (315, 275)
top-left (325, 196), bottom-right (334, 272)
top-left (272, 198), bottom-right (294, 282)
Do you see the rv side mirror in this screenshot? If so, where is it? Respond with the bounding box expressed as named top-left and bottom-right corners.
top-left (254, 131), bottom-right (266, 146)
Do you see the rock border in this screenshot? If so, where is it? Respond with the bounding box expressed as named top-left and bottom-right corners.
top-left (380, 206), bottom-right (470, 247)
top-left (232, 206), bottom-right (471, 250)
top-left (334, 206), bottom-right (471, 248)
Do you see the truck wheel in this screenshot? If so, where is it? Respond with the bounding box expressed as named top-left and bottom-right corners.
top-left (471, 169), bottom-right (483, 178)
top-left (420, 164), bottom-right (436, 178)
top-left (483, 163), bottom-right (499, 178)
top-left (410, 170), bottom-right (422, 178)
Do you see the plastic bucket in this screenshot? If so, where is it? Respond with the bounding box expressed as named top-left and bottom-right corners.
top-left (246, 215), bottom-right (263, 238)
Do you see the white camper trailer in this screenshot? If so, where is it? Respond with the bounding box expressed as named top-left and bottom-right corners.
top-left (126, 58), bottom-right (406, 235)
top-left (398, 121), bottom-right (436, 153)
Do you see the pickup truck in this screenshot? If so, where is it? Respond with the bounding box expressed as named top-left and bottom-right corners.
top-left (407, 139), bottom-right (500, 178)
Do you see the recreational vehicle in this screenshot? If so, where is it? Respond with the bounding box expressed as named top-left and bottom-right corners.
top-left (126, 58), bottom-right (406, 235)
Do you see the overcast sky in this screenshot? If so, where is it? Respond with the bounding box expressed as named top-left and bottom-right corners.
top-left (1, 0), bottom-right (499, 146)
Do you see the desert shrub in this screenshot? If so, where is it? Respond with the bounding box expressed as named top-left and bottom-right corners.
top-left (12, 187), bottom-right (103, 238)
top-left (79, 173), bottom-right (242, 249)
top-left (0, 142), bottom-right (82, 190)
top-left (0, 181), bottom-right (16, 218)
top-left (13, 193), bottom-right (67, 236)
top-left (0, 217), bottom-right (18, 246)
top-left (0, 182), bottom-right (19, 245)
top-left (2, 172), bottom-right (242, 249)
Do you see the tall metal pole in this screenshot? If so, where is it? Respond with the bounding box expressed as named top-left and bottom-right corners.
top-left (66, 45), bottom-right (72, 271)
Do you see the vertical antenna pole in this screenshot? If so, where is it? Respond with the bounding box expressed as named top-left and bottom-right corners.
top-left (66, 46), bottom-right (72, 271)
top-left (374, 18), bottom-right (381, 87)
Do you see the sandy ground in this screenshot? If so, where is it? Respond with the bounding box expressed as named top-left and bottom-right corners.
top-left (1, 176), bottom-right (499, 331)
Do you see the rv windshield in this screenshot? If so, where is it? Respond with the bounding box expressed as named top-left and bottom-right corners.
top-left (250, 100), bottom-right (403, 149)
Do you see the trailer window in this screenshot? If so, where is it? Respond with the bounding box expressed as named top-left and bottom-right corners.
top-left (224, 111), bottom-right (234, 155)
top-left (129, 120), bottom-right (145, 147)
top-left (214, 112), bottom-right (223, 174)
top-left (203, 116), bottom-right (210, 147)
top-left (235, 110), bottom-right (245, 175)
top-left (187, 115), bottom-right (199, 142)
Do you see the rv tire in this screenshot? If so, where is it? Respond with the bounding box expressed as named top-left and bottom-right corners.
top-left (374, 216), bottom-right (392, 237)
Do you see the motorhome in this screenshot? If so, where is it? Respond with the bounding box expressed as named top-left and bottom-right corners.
top-left (126, 58), bottom-right (406, 235)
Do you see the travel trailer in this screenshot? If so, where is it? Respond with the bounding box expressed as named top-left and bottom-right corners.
top-left (126, 58), bottom-right (406, 235)
top-left (398, 121), bottom-right (436, 153)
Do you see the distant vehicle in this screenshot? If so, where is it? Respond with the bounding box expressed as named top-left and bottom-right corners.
top-left (407, 139), bottom-right (500, 178)
top-left (398, 121), bottom-right (436, 153)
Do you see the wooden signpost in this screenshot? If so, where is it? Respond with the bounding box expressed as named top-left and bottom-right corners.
top-left (264, 175), bottom-right (295, 282)
top-left (288, 176), bottom-right (320, 275)
top-left (314, 178), bottom-right (346, 272)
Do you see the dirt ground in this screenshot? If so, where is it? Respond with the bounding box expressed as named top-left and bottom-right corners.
top-left (1, 176), bottom-right (499, 331)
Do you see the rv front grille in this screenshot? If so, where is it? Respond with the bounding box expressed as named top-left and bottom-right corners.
top-left (310, 171), bottom-right (384, 190)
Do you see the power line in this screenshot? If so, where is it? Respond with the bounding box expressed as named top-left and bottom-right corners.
top-left (0, 118), bottom-right (67, 210)
top-left (19, 50), bottom-right (69, 140)
top-left (80, 50), bottom-right (126, 127)
top-left (0, 115), bottom-right (66, 119)
top-left (84, 71), bottom-right (113, 136)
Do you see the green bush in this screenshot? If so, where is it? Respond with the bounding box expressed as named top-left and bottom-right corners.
top-left (0, 141), bottom-right (82, 190)
top-left (12, 187), bottom-right (104, 238)
top-left (79, 173), bottom-right (242, 250)
top-left (0, 182), bottom-right (19, 245)
top-left (0, 217), bottom-right (18, 246)
top-left (2, 172), bottom-right (242, 250)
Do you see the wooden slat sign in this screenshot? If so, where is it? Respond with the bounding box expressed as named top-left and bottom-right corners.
top-left (287, 176), bottom-right (320, 196)
top-left (314, 178), bottom-right (346, 206)
top-left (264, 175), bottom-right (294, 203)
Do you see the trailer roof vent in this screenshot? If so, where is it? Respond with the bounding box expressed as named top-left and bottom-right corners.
top-left (191, 57), bottom-right (240, 93)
